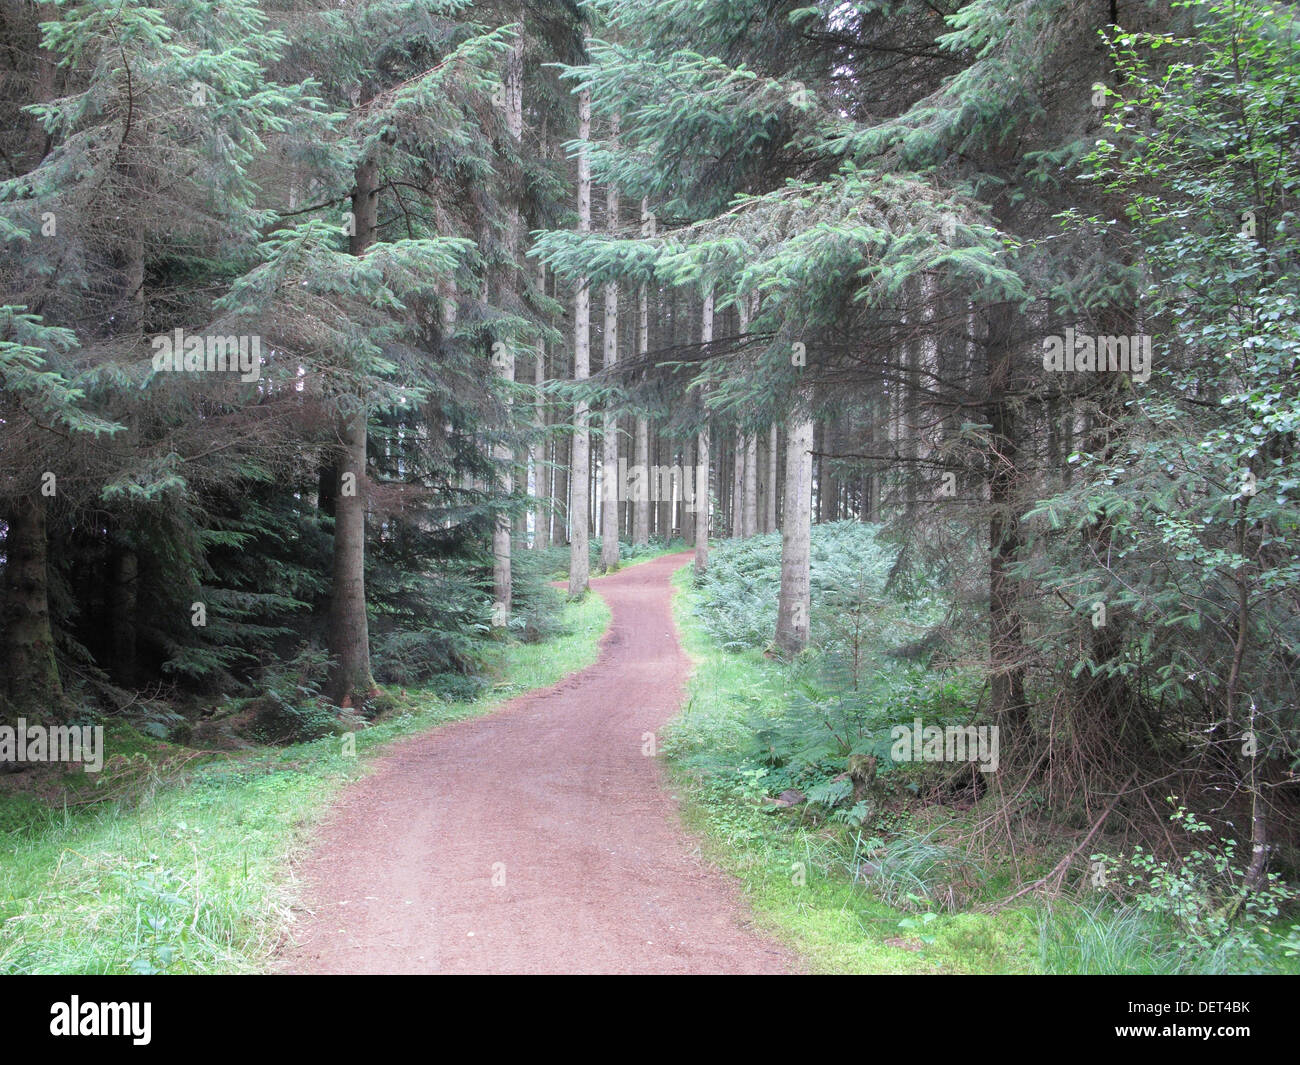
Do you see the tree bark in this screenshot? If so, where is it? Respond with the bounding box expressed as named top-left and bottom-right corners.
top-left (767, 422), bottom-right (779, 531)
top-left (681, 436), bottom-right (696, 546)
top-left (326, 156), bottom-right (379, 705)
top-left (776, 395), bottom-right (814, 654)
top-left (731, 431), bottom-right (743, 537)
top-left (532, 261), bottom-right (549, 550)
top-left (568, 89), bottom-right (592, 595)
top-left (4, 494), bottom-right (62, 717)
top-left (694, 289), bottom-right (713, 577)
top-left (599, 117), bottom-right (621, 572)
top-left (492, 31), bottom-right (525, 621)
top-left (744, 432), bottom-right (758, 537)
top-left (985, 300), bottom-right (1026, 724)
top-left (554, 426), bottom-right (569, 546)
top-left (633, 200), bottom-right (653, 546)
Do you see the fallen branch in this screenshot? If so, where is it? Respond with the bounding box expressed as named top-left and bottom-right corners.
top-left (987, 770), bottom-right (1137, 910)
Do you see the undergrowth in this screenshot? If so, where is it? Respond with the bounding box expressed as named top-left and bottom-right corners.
top-left (665, 527), bottom-right (1300, 974)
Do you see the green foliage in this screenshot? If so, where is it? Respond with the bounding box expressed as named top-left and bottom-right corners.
top-left (1090, 800), bottom-right (1297, 970)
top-left (1010, 0), bottom-right (1300, 817)
top-left (1036, 902), bottom-right (1227, 975)
top-left (0, 0), bottom-right (573, 734)
top-left (686, 524), bottom-right (978, 818)
top-left (249, 645), bottom-right (339, 744)
top-left (693, 521), bottom-right (906, 652)
top-left (0, 308), bottom-right (121, 437)
top-left (369, 552), bottom-right (488, 686)
top-left (862, 832), bottom-right (978, 914)
top-left (679, 528), bottom-right (981, 833)
top-left (668, 562), bottom-right (1046, 973)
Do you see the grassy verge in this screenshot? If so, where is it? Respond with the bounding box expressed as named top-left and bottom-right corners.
top-left (665, 564), bottom-right (1045, 974)
top-left (0, 592), bottom-right (610, 975)
top-left (666, 564), bottom-right (1300, 974)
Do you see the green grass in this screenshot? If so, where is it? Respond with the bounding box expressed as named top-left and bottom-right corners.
top-left (1036, 900), bottom-right (1300, 975)
top-left (0, 592), bottom-right (610, 975)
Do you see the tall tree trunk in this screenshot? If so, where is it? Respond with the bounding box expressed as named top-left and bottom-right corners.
top-left (655, 428), bottom-right (670, 537)
top-left (3, 495), bottom-right (62, 717)
top-left (903, 303), bottom-right (921, 523)
top-left (633, 415), bottom-right (650, 545)
top-left (682, 436), bottom-right (696, 545)
top-left (532, 261), bottom-right (549, 550)
top-left (824, 415), bottom-right (841, 522)
top-left (111, 545), bottom-right (138, 686)
top-left (812, 419), bottom-right (824, 524)
top-left (568, 89), bottom-right (592, 596)
top-left (491, 302), bottom-right (514, 622)
top-left (492, 31), bottom-right (525, 622)
top-left (776, 395), bottom-right (814, 654)
top-left (327, 157), bottom-right (379, 705)
top-left (600, 118), bottom-right (622, 572)
top-left (554, 427), bottom-right (569, 546)
top-left (328, 408), bottom-right (374, 706)
top-left (492, 407), bottom-right (514, 625)
top-left (736, 296), bottom-right (754, 537)
top-left (767, 422), bottom-right (779, 532)
top-left (731, 431), bottom-right (743, 537)
top-left (744, 432), bottom-right (758, 537)
top-left (633, 200), bottom-right (653, 546)
top-left (589, 431), bottom-right (597, 538)
top-left (985, 300), bottom-right (1025, 725)
top-left (694, 290), bottom-right (713, 577)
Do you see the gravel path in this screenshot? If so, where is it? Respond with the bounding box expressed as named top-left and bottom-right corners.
top-left (278, 551), bottom-right (795, 974)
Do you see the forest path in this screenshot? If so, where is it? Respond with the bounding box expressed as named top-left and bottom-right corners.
top-left (278, 551), bottom-right (795, 974)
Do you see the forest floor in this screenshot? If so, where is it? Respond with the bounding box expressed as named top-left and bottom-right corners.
top-left (278, 552), bottom-right (797, 974)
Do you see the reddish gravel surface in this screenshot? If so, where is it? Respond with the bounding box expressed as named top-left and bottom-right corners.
top-left (279, 551), bottom-right (795, 974)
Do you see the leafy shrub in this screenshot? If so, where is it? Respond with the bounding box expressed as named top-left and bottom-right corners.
top-left (372, 628), bottom-right (483, 686)
top-left (249, 645), bottom-right (338, 744)
top-left (1090, 799), bottom-right (1297, 969)
top-left (1037, 900), bottom-right (1297, 975)
top-left (684, 525), bottom-right (983, 821)
top-left (427, 672), bottom-right (487, 703)
top-left (122, 701), bottom-right (188, 741)
top-left (508, 553), bottom-right (573, 643)
top-left (693, 521), bottom-right (947, 665)
top-left (369, 558), bottom-right (486, 686)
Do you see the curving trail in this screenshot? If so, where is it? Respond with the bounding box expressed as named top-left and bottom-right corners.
top-left (279, 551), bottom-right (795, 974)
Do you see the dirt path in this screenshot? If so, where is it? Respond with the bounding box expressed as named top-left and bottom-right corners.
top-left (279, 552), bottom-right (795, 974)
